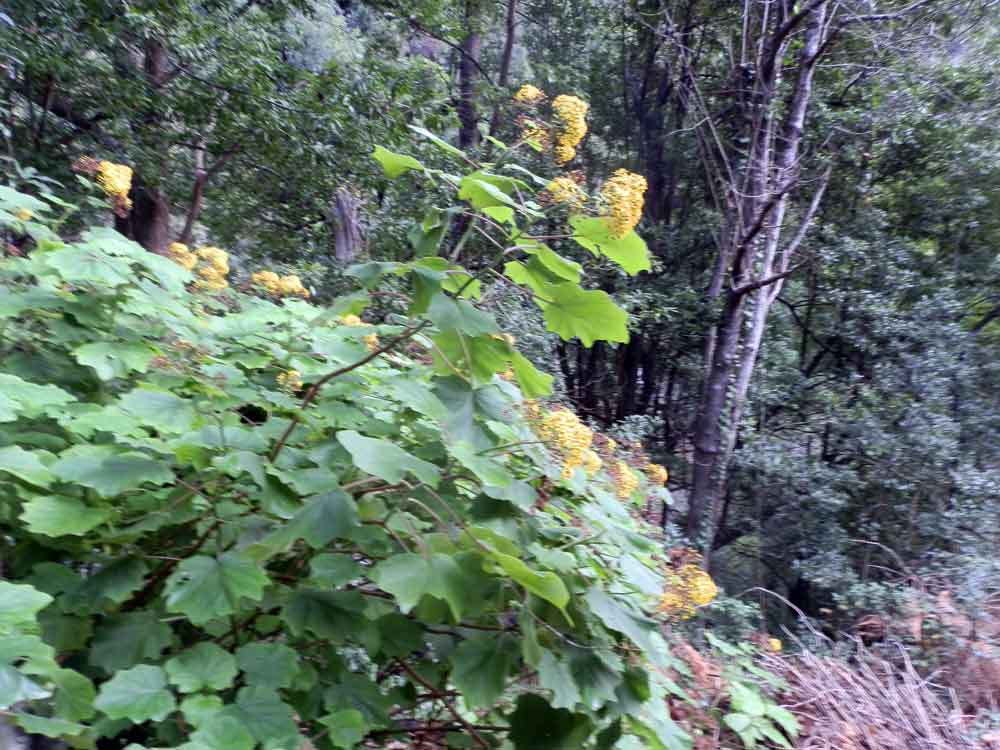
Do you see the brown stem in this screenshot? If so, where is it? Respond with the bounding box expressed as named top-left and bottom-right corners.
top-left (394, 659), bottom-right (490, 748)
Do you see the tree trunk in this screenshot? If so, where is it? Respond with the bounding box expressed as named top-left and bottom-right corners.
top-left (331, 187), bottom-right (364, 264)
top-left (457, 0), bottom-right (482, 150)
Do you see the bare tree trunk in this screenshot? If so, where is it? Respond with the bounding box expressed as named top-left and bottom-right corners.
top-left (331, 187), bottom-right (364, 264)
top-left (457, 0), bottom-right (482, 150)
top-left (488, 0), bottom-right (518, 138)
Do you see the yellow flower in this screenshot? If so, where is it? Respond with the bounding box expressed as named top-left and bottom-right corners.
top-left (195, 246), bottom-right (229, 274)
top-left (605, 438), bottom-right (617, 453)
top-left (500, 367), bottom-right (516, 382)
top-left (521, 124), bottom-right (550, 149)
top-left (581, 449), bottom-right (602, 476)
top-left (339, 314), bottom-right (363, 326)
top-left (96, 161), bottom-right (133, 200)
top-left (513, 84), bottom-right (546, 105)
top-left (768, 638), bottom-right (782, 653)
top-left (167, 242), bottom-right (198, 271)
top-left (536, 408), bottom-right (595, 480)
top-left (14, 208), bottom-right (33, 222)
top-left (645, 463), bottom-right (668, 485)
top-left (600, 169), bottom-right (647, 238)
top-left (545, 176), bottom-right (586, 208)
top-left (277, 274), bottom-right (309, 298)
top-left (552, 95), bottom-right (588, 165)
top-left (277, 369), bottom-right (303, 391)
top-left (363, 333), bottom-right (380, 352)
top-left (251, 270), bottom-right (282, 294)
top-left (658, 563), bottom-right (719, 620)
top-left (616, 461), bottom-right (639, 499)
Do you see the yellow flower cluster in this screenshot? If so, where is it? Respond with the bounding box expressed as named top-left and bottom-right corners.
top-left (276, 369), bottom-right (303, 392)
top-left (658, 564), bottom-right (719, 620)
top-left (600, 169), bottom-right (647, 238)
top-left (581, 449), bottom-right (602, 476)
top-left (768, 638), bottom-right (782, 653)
top-left (615, 460), bottom-right (639, 498)
top-left (363, 333), bottom-right (380, 352)
top-left (14, 208), bottom-right (33, 221)
top-left (193, 246), bottom-right (230, 291)
top-left (645, 463), bottom-right (669, 485)
top-left (513, 84), bottom-right (546, 105)
top-left (250, 270), bottom-right (310, 298)
top-left (536, 409), bottom-right (597, 479)
top-left (97, 161), bottom-right (133, 202)
top-left (167, 242), bottom-right (198, 271)
top-left (519, 121), bottom-right (550, 149)
top-left (552, 95), bottom-right (588, 164)
top-left (545, 176), bottom-right (586, 208)
top-left (339, 313), bottom-right (363, 326)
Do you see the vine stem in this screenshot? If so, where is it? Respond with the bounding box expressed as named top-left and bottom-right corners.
top-left (394, 658), bottom-right (490, 749)
top-left (268, 321), bottom-right (430, 463)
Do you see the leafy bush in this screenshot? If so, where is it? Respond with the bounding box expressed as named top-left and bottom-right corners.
top-left (0, 134), bottom-right (732, 749)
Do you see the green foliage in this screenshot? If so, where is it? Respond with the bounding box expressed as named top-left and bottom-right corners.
top-left (0, 169), bottom-right (687, 749)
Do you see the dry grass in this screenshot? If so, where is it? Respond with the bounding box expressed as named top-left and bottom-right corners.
top-left (759, 645), bottom-right (989, 750)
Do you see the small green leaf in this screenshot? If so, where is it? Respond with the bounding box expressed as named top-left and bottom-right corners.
top-left (220, 686), bottom-right (300, 748)
top-left (119, 387), bottom-right (196, 433)
top-left (0, 446), bottom-right (54, 487)
top-left (409, 125), bottom-right (466, 158)
top-left (164, 552), bottom-right (269, 624)
top-left (236, 642), bottom-right (300, 690)
top-left (371, 552), bottom-right (467, 620)
top-left (508, 694), bottom-right (593, 750)
top-left (11, 714), bottom-right (85, 738)
top-left (89, 611), bottom-right (172, 673)
top-left (450, 635), bottom-right (518, 708)
top-left (723, 712), bottom-right (753, 733)
top-left (337, 430), bottom-right (440, 486)
top-left (372, 145), bottom-right (424, 178)
top-left (180, 694), bottom-right (224, 728)
top-left (537, 651), bottom-right (582, 710)
top-left (94, 665), bottom-right (176, 723)
top-left (489, 551), bottom-right (569, 610)
top-left (73, 341), bottom-right (154, 380)
top-left (319, 709), bottom-right (367, 749)
top-left (52, 668), bottom-right (96, 722)
top-left (569, 215), bottom-right (651, 274)
top-left (51, 445), bottom-right (174, 497)
top-left (166, 642), bottom-right (238, 693)
top-left (21, 495), bottom-right (110, 536)
top-left (185, 715), bottom-right (255, 750)
top-left (282, 589), bottom-right (368, 640)
top-left (540, 283), bottom-right (629, 347)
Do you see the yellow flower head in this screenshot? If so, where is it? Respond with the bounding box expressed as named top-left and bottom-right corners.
top-left (513, 84), bottom-right (546, 105)
top-left (768, 638), bottom-right (782, 653)
top-left (363, 333), bottom-right (380, 352)
top-left (545, 176), bottom-right (586, 208)
top-left (251, 270), bottom-right (282, 294)
top-left (339, 314), bottom-right (363, 326)
top-left (581, 449), bottom-right (602, 476)
top-left (500, 367), bottom-right (516, 382)
top-left (536, 408), bottom-right (595, 480)
top-left (96, 161), bottom-right (133, 199)
top-left (658, 564), bottom-right (719, 620)
top-left (15, 208), bottom-right (33, 222)
top-left (521, 124), bottom-right (550, 149)
top-left (616, 461), bottom-right (639, 499)
top-left (552, 95), bottom-right (588, 165)
top-left (605, 438), bottom-right (618, 453)
top-left (278, 274), bottom-right (309, 298)
top-left (195, 246), bottom-right (229, 274)
top-left (645, 463), bottom-right (669, 485)
top-left (276, 369), bottom-right (303, 391)
top-left (600, 169), bottom-right (647, 238)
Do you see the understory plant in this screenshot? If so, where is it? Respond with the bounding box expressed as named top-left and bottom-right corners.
top-left (0, 117), bottom-right (792, 750)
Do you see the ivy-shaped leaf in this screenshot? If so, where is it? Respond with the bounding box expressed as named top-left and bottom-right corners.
top-left (164, 552), bottom-right (269, 624)
top-left (94, 665), bottom-right (176, 723)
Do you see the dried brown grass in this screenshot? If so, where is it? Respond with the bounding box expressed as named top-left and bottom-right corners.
top-left (759, 645), bottom-right (989, 750)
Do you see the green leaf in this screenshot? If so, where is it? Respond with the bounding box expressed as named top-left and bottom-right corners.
top-left (51, 445), bottom-right (174, 497)
top-left (766, 705), bottom-right (800, 738)
top-left (459, 175), bottom-right (517, 210)
top-left (166, 643), bottom-right (238, 693)
top-left (337, 430), bottom-right (440, 486)
top-left (94, 665), bottom-right (176, 723)
top-left (52, 669), bottom-right (96, 722)
top-left (21, 495), bottom-right (110, 536)
top-left (372, 145), bottom-right (424, 178)
top-left (0, 373), bottom-right (75, 419)
top-left (409, 125), bottom-right (466, 159)
top-left (540, 283), bottom-right (629, 347)
top-left (0, 665), bottom-right (50, 708)
top-left (119, 387), bottom-right (196, 433)
top-left (236, 642), bottom-right (300, 690)
top-left (729, 682), bottom-right (766, 717)
top-left (89, 612), bottom-right (172, 673)
top-left (426, 293), bottom-right (498, 335)
top-left (184, 715), bottom-right (255, 750)
top-left (508, 694), bottom-right (593, 750)
top-left (537, 651), bottom-right (583, 710)
top-left (11, 714), bottom-right (85, 738)
top-left (375, 613), bottom-right (425, 657)
top-left (164, 552), bottom-right (268, 625)
top-left (220, 686), bottom-right (300, 748)
top-left (760, 720), bottom-right (795, 749)
top-left (73, 341), bottom-right (154, 380)
top-left (569, 215), bottom-right (651, 274)
top-left (371, 552), bottom-right (467, 620)
top-left (41, 245), bottom-right (132, 286)
top-left (448, 442), bottom-right (511, 487)
top-left (319, 709), bottom-right (367, 749)
top-left (75, 557), bottom-right (147, 606)
top-left (509, 351), bottom-right (554, 397)
top-left (282, 589), bottom-right (368, 640)
top-left (523, 243), bottom-right (582, 282)
top-left (585, 589), bottom-right (663, 661)
top-left (249, 490), bottom-right (359, 560)
top-left (723, 712), bottom-right (753, 733)
top-left (180, 694), bottom-right (224, 728)
top-left (489, 551), bottom-right (569, 610)
top-left (0, 446), bottom-right (54, 487)
top-left (450, 635), bottom-right (518, 708)
top-left (0, 582), bottom-right (52, 627)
